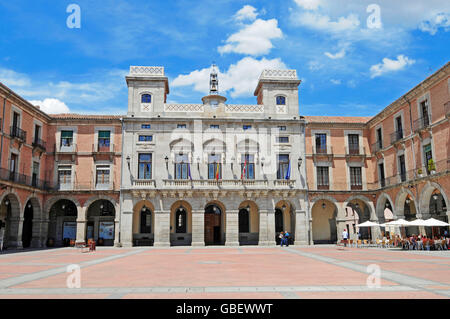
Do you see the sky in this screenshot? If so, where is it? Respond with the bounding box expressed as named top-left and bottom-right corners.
top-left (0, 0), bottom-right (449, 116)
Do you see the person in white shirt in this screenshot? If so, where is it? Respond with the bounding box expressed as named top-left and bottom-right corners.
top-left (342, 229), bottom-right (348, 247)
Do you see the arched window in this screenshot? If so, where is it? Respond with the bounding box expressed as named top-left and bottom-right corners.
top-left (140, 208), bottom-right (152, 233)
top-left (276, 96), bottom-right (286, 105)
top-left (141, 94), bottom-right (152, 104)
top-left (239, 209), bottom-right (250, 233)
top-left (175, 208), bottom-right (187, 233)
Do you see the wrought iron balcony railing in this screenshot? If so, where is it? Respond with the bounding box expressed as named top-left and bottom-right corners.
top-left (413, 116), bottom-right (431, 132)
top-left (10, 126), bottom-right (26, 142)
top-left (390, 130), bottom-right (404, 144)
top-left (32, 137), bottom-right (47, 151)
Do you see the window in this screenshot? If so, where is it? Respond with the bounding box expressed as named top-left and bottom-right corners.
top-left (60, 131), bottom-right (73, 147)
top-left (376, 128), bottom-right (383, 149)
top-left (399, 155), bottom-right (406, 182)
top-left (98, 131), bottom-right (110, 151)
top-left (239, 209), bottom-right (250, 233)
top-left (32, 162), bottom-right (39, 187)
top-left (421, 100), bottom-right (430, 127)
top-left (175, 208), bottom-right (187, 233)
top-left (241, 154), bottom-right (255, 180)
top-left (315, 133), bottom-right (327, 154)
top-left (34, 125), bottom-right (41, 144)
top-left (141, 124), bottom-right (151, 129)
top-left (177, 124), bottom-right (187, 129)
top-left (277, 154), bottom-right (290, 179)
top-left (276, 96), bottom-right (286, 105)
top-left (208, 154), bottom-right (222, 180)
top-left (395, 116), bottom-right (403, 138)
top-left (210, 125), bottom-right (220, 129)
top-left (175, 154), bottom-right (189, 180)
top-left (378, 163), bottom-right (385, 187)
top-left (350, 167), bottom-right (362, 190)
top-left (243, 125), bottom-right (252, 131)
top-left (138, 154), bottom-right (152, 179)
top-left (348, 134), bottom-right (359, 154)
top-left (9, 153), bottom-right (17, 181)
top-left (140, 208), bottom-right (152, 233)
top-left (58, 165), bottom-right (72, 186)
top-left (138, 135), bottom-right (153, 142)
top-left (277, 136), bottom-right (289, 143)
top-left (424, 144), bottom-right (433, 174)
top-left (278, 126), bottom-right (286, 131)
top-left (12, 112), bottom-right (20, 129)
top-left (316, 166), bottom-right (329, 190)
top-left (141, 94), bottom-right (152, 103)
top-left (96, 165), bottom-right (110, 186)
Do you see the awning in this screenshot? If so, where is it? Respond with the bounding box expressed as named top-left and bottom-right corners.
top-left (356, 221), bottom-right (379, 227)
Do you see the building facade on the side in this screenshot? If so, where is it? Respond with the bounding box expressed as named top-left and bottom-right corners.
top-left (306, 61), bottom-right (450, 244)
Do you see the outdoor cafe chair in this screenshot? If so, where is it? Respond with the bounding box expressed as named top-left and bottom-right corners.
top-left (356, 240), bottom-right (362, 248)
top-left (363, 240), bottom-right (369, 248)
top-left (376, 239), bottom-right (381, 248)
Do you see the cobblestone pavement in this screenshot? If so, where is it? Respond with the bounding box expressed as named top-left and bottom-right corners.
top-left (0, 245), bottom-right (448, 299)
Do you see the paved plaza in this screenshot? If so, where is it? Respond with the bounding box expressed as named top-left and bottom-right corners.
top-left (0, 245), bottom-right (448, 299)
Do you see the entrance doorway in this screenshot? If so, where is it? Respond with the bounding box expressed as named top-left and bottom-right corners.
top-left (204, 204), bottom-right (222, 245)
top-left (22, 201), bottom-right (33, 248)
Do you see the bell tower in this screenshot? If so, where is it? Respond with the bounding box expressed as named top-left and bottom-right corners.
top-left (210, 63), bottom-right (219, 95)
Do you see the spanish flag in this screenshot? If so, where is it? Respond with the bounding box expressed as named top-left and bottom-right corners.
top-left (215, 162), bottom-right (220, 180)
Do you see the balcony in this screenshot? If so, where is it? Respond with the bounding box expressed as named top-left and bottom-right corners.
top-left (313, 145), bottom-right (333, 161)
top-left (390, 130), bottom-right (404, 144)
top-left (0, 167), bottom-right (52, 191)
top-left (56, 143), bottom-right (77, 153)
top-left (413, 116), bottom-right (431, 132)
top-left (92, 143), bottom-right (115, 153)
top-left (32, 137), bottom-right (47, 151)
top-left (10, 126), bottom-right (26, 142)
top-left (162, 179), bottom-right (271, 189)
top-left (351, 184), bottom-right (363, 190)
top-left (371, 140), bottom-right (383, 153)
top-left (133, 179), bottom-right (156, 188)
top-left (317, 184), bottom-right (329, 190)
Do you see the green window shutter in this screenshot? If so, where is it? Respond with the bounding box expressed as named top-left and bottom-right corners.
top-left (98, 131), bottom-right (110, 138)
top-left (61, 131), bottom-right (73, 138)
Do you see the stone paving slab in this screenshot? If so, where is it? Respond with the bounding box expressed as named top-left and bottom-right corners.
top-left (0, 246), bottom-right (448, 299)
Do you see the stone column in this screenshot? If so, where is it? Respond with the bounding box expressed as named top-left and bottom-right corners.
top-left (31, 219), bottom-right (43, 248)
top-left (154, 210), bottom-right (170, 247)
top-left (258, 209), bottom-right (269, 246)
top-left (75, 219), bottom-right (86, 244)
top-left (294, 210), bottom-right (308, 245)
top-left (191, 210), bottom-right (205, 246)
top-left (8, 217), bottom-right (23, 249)
top-left (114, 219), bottom-right (120, 247)
top-left (120, 211), bottom-right (133, 247)
top-left (40, 219), bottom-right (49, 247)
top-left (225, 210), bottom-right (239, 246)
top-left (336, 218), bottom-right (347, 241)
top-left (266, 210), bottom-right (276, 245)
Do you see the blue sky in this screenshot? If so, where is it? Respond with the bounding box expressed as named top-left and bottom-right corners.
top-left (0, 0), bottom-right (449, 116)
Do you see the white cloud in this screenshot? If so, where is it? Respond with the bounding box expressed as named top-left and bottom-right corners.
top-left (218, 18), bottom-right (283, 56)
top-left (294, 0), bottom-right (321, 11)
top-left (29, 98), bottom-right (70, 114)
top-left (235, 5), bottom-right (258, 21)
top-left (172, 57), bottom-right (287, 98)
top-left (292, 0), bottom-right (450, 34)
top-left (307, 61), bottom-right (324, 71)
top-left (370, 55), bottom-right (415, 78)
top-left (297, 11), bottom-right (360, 33)
top-left (325, 48), bottom-right (346, 59)
top-left (0, 68), bottom-right (31, 87)
top-left (419, 13), bottom-right (450, 35)
top-left (330, 79), bottom-right (341, 85)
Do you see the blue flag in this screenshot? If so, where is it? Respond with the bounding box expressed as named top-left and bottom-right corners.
top-left (188, 163), bottom-right (192, 180)
top-left (285, 161), bottom-right (291, 180)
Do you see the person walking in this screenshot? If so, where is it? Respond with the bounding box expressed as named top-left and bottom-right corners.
top-left (284, 231), bottom-right (290, 247)
top-left (279, 231), bottom-right (285, 247)
top-left (342, 229), bottom-right (348, 247)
